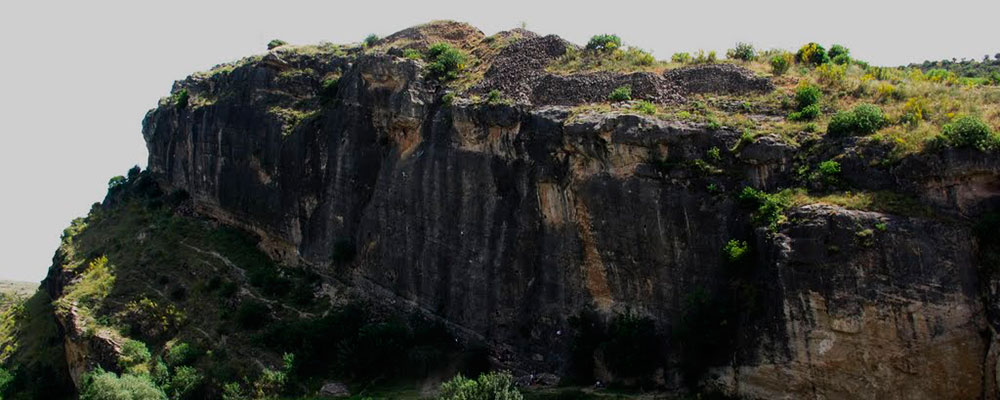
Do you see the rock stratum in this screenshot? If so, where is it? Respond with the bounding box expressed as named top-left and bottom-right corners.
top-left (12, 21), bottom-right (1000, 399)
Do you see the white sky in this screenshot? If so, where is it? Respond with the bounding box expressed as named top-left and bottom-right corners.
top-left (1, 0), bottom-right (998, 282)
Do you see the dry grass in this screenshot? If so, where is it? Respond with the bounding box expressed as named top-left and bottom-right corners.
top-left (782, 188), bottom-right (934, 217)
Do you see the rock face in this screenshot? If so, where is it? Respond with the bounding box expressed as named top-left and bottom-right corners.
top-left (140, 22), bottom-right (1000, 398)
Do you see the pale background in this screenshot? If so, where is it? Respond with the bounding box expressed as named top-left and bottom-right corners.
top-left (1, 0), bottom-right (997, 282)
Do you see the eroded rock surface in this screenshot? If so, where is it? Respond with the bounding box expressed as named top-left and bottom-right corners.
top-left (135, 22), bottom-right (1000, 399)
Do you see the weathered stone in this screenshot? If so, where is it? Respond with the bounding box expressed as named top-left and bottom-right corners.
top-left (319, 381), bottom-right (351, 397)
top-left (136, 22), bottom-right (1000, 399)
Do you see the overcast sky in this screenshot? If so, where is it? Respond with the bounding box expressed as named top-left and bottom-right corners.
top-left (0, 0), bottom-right (997, 282)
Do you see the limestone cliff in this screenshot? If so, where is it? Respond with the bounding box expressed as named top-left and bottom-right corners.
top-left (35, 21), bottom-right (1000, 399)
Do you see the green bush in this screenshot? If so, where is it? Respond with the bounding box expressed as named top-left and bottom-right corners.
top-left (770, 54), bottom-right (791, 75)
top-left (424, 43), bottom-right (467, 81)
top-left (632, 100), bottom-right (656, 115)
top-left (706, 146), bottom-right (721, 161)
top-left (119, 339), bottom-right (151, 372)
top-left (796, 42), bottom-right (829, 65)
top-left (739, 187), bottom-right (789, 231)
top-left (827, 104), bottom-right (886, 136)
top-left (672, 52), bottom-right (691, 63)
top-left (832, 53), bottom-right (851, 65)
top-left (166, 342), bottom-right (201, 367)
top-left (828, 44), bottom-right (850, 60)
top-left (174, 89), bottom-right (189, 110)
top-left (794, 84), bottom-right (822, 110)
top-left (941, 115), bottom-right (997, 151)
top-left (438, 371), bottom-right (522, 400)
top-left (608, 85), bottom-right (632, 102)
top-left (80, 369), bottom-right (166, 400)
top-left (108, 175), bottom-right (127, 192)
top-left (788, 104), bottom-right (820, 121)
top-left (486, 89), bottom-right (503, 104)
top-left (585, 34), bottom-right (621, 52)
top-left (442, 92), bottom-right (456, 106)
top-left (727, 42), bottom-right (757, 61)
top-left (817, 160), bottom-right (842, 185)
top-left (722, 240), bottom-right (749, 263)
top-left (165, 366), bottom-right (202, 400)
top-left (363, 34), bottom-right (379, 48)
top-left (266, 39), bottom-right (287, 50)
top-left (0, 367), bottom-right (12, 395)
top-left (818, 160), bottom-right (841, 176)
top-left (402, 48), bottom-right (422, 60)
top-left (989, 71), bottom-right (1000, 85)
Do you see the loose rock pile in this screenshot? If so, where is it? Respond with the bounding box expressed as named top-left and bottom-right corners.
top-left (469, 34), bottom-right (772, 106)
top-left (663, 64), bottom-right (774, 95)
top-left (471, 34), bottom-right (569, 102)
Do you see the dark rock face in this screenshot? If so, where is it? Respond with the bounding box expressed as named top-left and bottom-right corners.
top-left (663, 64), bottom-right (774, 95)
top-left (142, 41), bottom-right (1000, 398)
top-left (531, 71), bottom-right (683, 105)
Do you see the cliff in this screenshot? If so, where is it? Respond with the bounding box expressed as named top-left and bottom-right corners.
top-left (11, 21), bottom-right (1000, 399)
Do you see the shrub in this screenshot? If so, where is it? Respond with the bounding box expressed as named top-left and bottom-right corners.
top-left (438, 371), bottom-right (522, 400)
top-left (629, 47), bottom-right (656, 66)
top-left (875, 82), bottom-right (901, 102)
top-left (706, 146), bottom-right (721, 161)
top-left (486, 89), bottom-right (503, 104)
top-left (608, 85), bottom-right (632, 102)
top-left (0, 367), bottom-right (12, 394)
top-left (221, 382), bottom-right (245, 400)
top-left (901, 97), bottom-right (926, 125)
top-left (363, 34), bottom-right (379, 48)
top-left (441, 92), bottom-right (456, 106)
top-left (925, 68), bottom-right (956, 84)
top-left (770, 53), bottom-right (792, 75)
top-left (727, 42), bottom-right (757, 61)
top-left (722, 240), bottom-right (749, 263)
top-left (672, 52), bottom-right (691, 63)
top-left (819, 160), bottom-right (840, 179)
top-left (601, 313), bottom-right (660, 379)
top-left (166, 342), bottom-right (201, 367)
top-left (165, 366), bottom-right (202, 400)
top-left (828, 44), bottom-right (850, 60)
top-left (816, 63), bottom-right (846, 86)
top-left (941, 115), bottom-right (997, 151)
top-left (585, 34), bottom-right (621, 52)
top-left (794, 84), bottom-right (821, 110)
top-left (832, 53), bottom-right (851, 65)
top-left (266, 39), bottom-right (287, 50)
top-left (828, 104), bottom-right (886, 137)
top-left (119, 339), bottom-right (151, 373)
top-left (788, 104), bottom-right (820, 121)
top-left (174, 89), bottom-right (189, 110)
top-left (796, 42), bottom-right (829, 65)
top-left (424, 43), bottom-right (467, 81)
top-left (402, 48), bottom-right (422, 60)
top-left (251, 353), bottom-right (293, 399)
top-left (80, 369), bottom-right (166, 400)
top-left (632, 100), bottom-right (656, 115)
top-left (108, 176), bottom-right (127, 192)
top-left (739, 187), bottom-right (789, 231)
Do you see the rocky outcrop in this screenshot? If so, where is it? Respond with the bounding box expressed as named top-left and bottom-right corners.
top-left (139, 22), bottom-right (1000, 399)
top-left (717, 205), bottom-right (987, 399)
